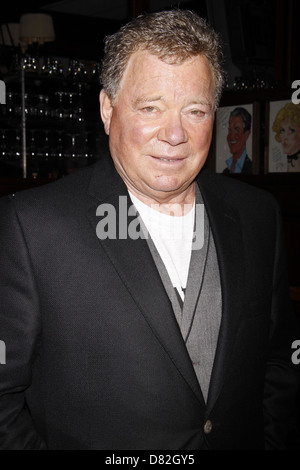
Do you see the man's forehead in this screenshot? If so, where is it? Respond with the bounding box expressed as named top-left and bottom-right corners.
top-left (123, 51), bottom-right (214, 93)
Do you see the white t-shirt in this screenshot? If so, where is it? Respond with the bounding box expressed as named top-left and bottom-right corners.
top-left (129, 192), bottom-right (195, 300)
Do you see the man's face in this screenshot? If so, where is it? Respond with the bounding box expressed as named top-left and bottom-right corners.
top-left (227, 115), bottom-right (250, 159)
top-left (100, 50), bottom-right (215, 204)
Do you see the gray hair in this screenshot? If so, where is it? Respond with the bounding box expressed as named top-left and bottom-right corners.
top-left (100, 9), bottom-right (225, 108)
top-left (229, 107), bottom-right (252, 133)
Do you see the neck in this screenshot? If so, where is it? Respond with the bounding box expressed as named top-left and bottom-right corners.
top-left (287, 149), bottom-right (300, 167)
top-left (287, 149), bottom-right (300, 159)
top-left (232, 148), bottom-right (245, 161)
top-left (128, 183), bottom-right (196, 216)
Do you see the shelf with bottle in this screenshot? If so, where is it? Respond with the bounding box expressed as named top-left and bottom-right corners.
top-left (0, 124), bottom-right (98, 179)
top-left (0, 54), bottom-right (101, 179)
top-left (26, 128), bottom-right (97, 179)
top-left (4, 53), bottom-right (101, 85)
top-left (1, 60), bottom-right (100, 124)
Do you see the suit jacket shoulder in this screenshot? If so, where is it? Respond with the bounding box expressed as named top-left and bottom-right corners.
top-left (197, 169), bottom-right (279, 217)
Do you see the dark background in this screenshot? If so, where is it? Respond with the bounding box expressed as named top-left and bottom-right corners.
top-left (1, 0), bottom-right (299, 87)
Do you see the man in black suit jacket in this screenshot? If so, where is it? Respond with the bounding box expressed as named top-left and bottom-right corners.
top-left (0, 10), bottom-right (299, 450)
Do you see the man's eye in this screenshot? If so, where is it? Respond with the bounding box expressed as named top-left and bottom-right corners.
top-left (188, 109), bottom-right (209, 119)
top-left (191, 109), bottom-right (205, 116)
top-left (142, 106), bottom-right (156, 112)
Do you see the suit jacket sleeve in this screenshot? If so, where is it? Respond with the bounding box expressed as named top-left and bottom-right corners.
top-left (0, 195), bottom-right (46, 449)
top-left (264, 202), bottom-right (300, 449)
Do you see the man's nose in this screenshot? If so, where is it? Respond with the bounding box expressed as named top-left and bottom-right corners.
top-left (157, 111), bottom-right (188, 145)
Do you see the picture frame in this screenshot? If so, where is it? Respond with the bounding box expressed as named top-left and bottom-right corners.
top-left (211, 102), bottom-right (260, 174)
top-left (266, 98), bottom-right (300, 173)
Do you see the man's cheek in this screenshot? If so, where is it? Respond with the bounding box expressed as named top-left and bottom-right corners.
top-left (130, 124), bottom-right (159, 147)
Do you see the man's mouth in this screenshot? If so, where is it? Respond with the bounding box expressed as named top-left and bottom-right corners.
top-left (152, 155), bottom-right (185, 162)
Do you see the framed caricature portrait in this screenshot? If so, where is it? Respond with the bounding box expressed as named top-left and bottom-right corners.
top-left (267, 99), bottom-right (300, 173)
top-left (214, 103), bottom-right (259, 174)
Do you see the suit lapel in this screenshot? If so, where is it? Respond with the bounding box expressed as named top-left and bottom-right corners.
top-left (85, 160), bottom-right (246, 411)
top-left (85, 158), bottom-right (204, 404)
top-left (197, 171), bottom-right (246, 414)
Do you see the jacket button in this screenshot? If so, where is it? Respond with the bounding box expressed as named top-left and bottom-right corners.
top-left (204, 420), bottom-right (213, 434)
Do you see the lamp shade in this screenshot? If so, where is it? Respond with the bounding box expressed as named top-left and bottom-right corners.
top-left (19, 13), bottom-right (55, 44)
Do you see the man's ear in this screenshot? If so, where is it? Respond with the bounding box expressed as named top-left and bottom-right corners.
top-left (99, 89), bottom-right (113, 135)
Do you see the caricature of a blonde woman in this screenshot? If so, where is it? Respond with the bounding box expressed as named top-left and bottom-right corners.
top-left (272, 102), bottom-right (300, 172)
